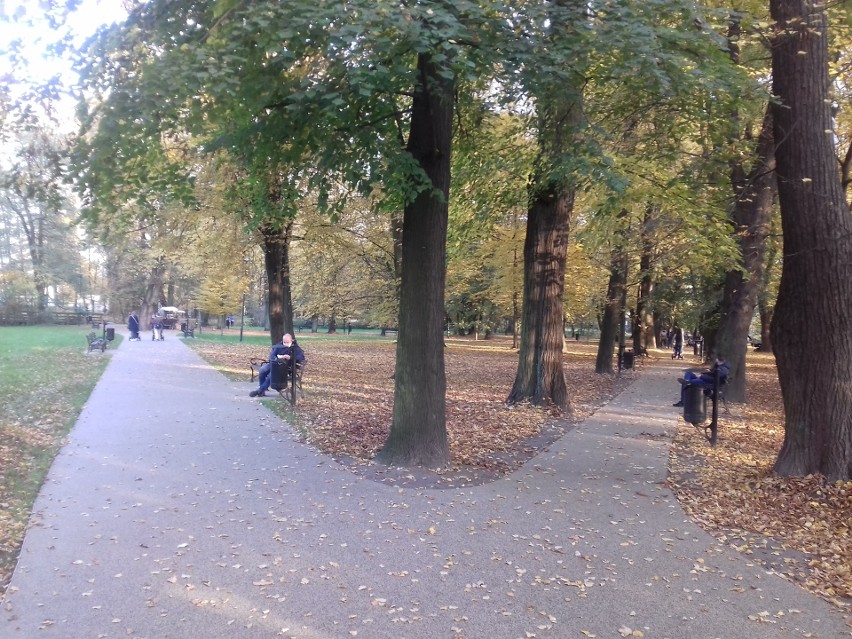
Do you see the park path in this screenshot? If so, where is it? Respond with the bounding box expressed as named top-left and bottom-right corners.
top-left (1, 331), bottom-right (848, 639)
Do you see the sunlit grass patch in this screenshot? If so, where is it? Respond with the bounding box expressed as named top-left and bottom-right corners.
top-left (0, 326), bottom-right (110, 593)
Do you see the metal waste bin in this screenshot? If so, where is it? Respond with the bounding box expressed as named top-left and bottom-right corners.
top-left (683, 384), bottom-right (706, 425)
top-left (105, 327), bottom-right (115, 341)
top-left (270, 358), bottom-right (291, 391)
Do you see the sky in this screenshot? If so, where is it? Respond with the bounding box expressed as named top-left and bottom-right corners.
top-left (0, 0), bottom-right (129, 128)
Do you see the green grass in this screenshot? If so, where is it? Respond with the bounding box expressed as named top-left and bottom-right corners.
top-left (0, 326), bottom-right (113, 590)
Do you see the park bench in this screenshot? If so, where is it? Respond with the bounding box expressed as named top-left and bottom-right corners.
top-left (86, 331), bottom-right (107, 352)
top-left (249, 357), bottom-right (306, 403)
top-left (181, 323), bottom-right (194, 338)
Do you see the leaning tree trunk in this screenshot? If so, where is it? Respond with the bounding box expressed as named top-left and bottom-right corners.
top-left (715, 105), bottom-right (776, 402)
top-left (377, 52), bottom-right (453, 469)
top-left (261, 221), bottom-right (294, 344)
top-left (769, 0), bottom-right (852, 481)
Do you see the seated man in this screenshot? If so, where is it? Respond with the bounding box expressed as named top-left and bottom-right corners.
top-left (250, 333), bottom-right (305, 397)
top-left (673, 354), bottom-right (729, 407)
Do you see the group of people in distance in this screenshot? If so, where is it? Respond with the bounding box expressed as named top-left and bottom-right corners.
top-left (249, 333), bottom-right (305, 398)
top-left (126, 312), bottom-right (164, 341)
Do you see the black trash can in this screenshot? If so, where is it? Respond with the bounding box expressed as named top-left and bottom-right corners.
top-left (623, 349), bottom-right (634, 370)
top-left (683, 384), bottom-right (706, 425)
top-left (269, 358), bottom-right (291, 391)
top-left (105, 327), bottom-right (115, 341)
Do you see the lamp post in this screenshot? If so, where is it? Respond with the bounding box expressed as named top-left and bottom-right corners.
top-left (239, 256), bottom-right (250, 342)
top-left (239, 291), bottom-right (246, 342)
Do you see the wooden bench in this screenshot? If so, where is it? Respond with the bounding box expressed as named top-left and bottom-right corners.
top-left (86, 331), bottom-right (107, 352)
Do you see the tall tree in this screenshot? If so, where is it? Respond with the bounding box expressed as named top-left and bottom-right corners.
top-left (769, 0), bottom-right (852, 481)
top-left (0, 124), bottom-right (76, 317)
top-left (377, 49), bottom-right (454, 467)
top-left (595, 211), bottom-right (628, 374)
top-left (507, 0), bottom-right (588, 410)
top-left (714, 105), bottom-right (776, 401)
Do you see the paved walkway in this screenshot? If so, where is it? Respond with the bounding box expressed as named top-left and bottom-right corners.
top-left (1, 333), bottom-right (848, 638)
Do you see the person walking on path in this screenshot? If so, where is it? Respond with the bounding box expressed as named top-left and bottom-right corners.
top-left (672, 324), bottom-right (684, 359)
top-left (127, 311), bottom-right (140, 341)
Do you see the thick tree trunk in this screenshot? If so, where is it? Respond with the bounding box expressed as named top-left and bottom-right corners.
top-left (715, 106), bottom-right (776, 402)
top-left (377, 52), bottom-right (452, 469)
top-left (261, 222), bottom-right (294, 344)
top-left (507, 0), bottom-right (586, 410)
top-left (507, 187), bottom-right (571, 410)
top-left (769, 0), bottom-right (852, 481)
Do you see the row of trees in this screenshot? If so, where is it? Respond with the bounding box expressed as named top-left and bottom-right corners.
top-left (1, 0), bottom-right (850, 479)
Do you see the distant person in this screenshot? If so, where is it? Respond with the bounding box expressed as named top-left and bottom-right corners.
top-left (672, 326), bottom-right (684, 360)
top-left (673, 354), bottom-right (729, 407)
top-left (127, 312), bottom-right (140, 341)
top-left (347, 322), bottom-right (352, 335)
top-left (151, 315), bottom-right (164, 341)
top-left (249, 333), bottom-right (306, 397)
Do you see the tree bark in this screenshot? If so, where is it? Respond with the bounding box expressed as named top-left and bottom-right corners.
top-left (377, 51), bottom-right (453, 468)
top-left (261, 221), bottom-right (294, 344)
top-left (507, 0), bottom-right (586, 411)
top-left (714, 105), bottom-right (776, 402)
top-left (595, 239), bottom-right (627, 374)
top-left (507, 186), bottom-right (572, 410)
top-left (634, 205), bottom-right (657, 355)
top-left (769, 0), bottom-right (852, 481)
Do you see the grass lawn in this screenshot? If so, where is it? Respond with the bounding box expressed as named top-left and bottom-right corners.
top-left (0, 326), bottom-right (114, 591)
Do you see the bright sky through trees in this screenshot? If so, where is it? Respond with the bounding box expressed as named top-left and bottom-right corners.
top-left (0, 0), bottom-right (127, 129)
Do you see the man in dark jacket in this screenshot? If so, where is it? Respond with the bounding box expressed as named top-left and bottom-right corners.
top-left (250, 333), bottom-right (306, 397)
top-left (127, 312), bottom-right (140, 341)
top-left (673, 354), bottom-right (729, 407)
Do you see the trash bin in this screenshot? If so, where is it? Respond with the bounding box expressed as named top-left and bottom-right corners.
top-left (105, 327), bottom-right (115, 341)
top-left (623, 349), bottom-right (634, 370)
top-left (683, 384), bottom-right (706, 425)
top-left (269, 358), bottom-right (291, 391)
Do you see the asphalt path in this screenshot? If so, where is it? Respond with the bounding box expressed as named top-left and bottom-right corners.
top-left (1, 331), bottom-right (848, 638)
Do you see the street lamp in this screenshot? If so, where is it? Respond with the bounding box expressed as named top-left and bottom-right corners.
top-left (239, 255), bottom-right (250, 342)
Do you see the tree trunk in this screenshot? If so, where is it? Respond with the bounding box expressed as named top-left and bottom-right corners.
top-left (507, 187), bottom-right (571, 410)
top-left (634, 205), bottom-right (657, 355)
top-left (507, 0), bottom-right (586, 411)
top-left (714, 106), bottom-right (776, 402)
top-left (595, 246), bottom-right (626, 374)
top-left (377, 51), bottom-right (453, 469)
top-left (757, 231), bottom-right (779, 354)
top-left (769, 0), bottom-right (852, 481)
top-left (261, 221), bottom-right (294, 344)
